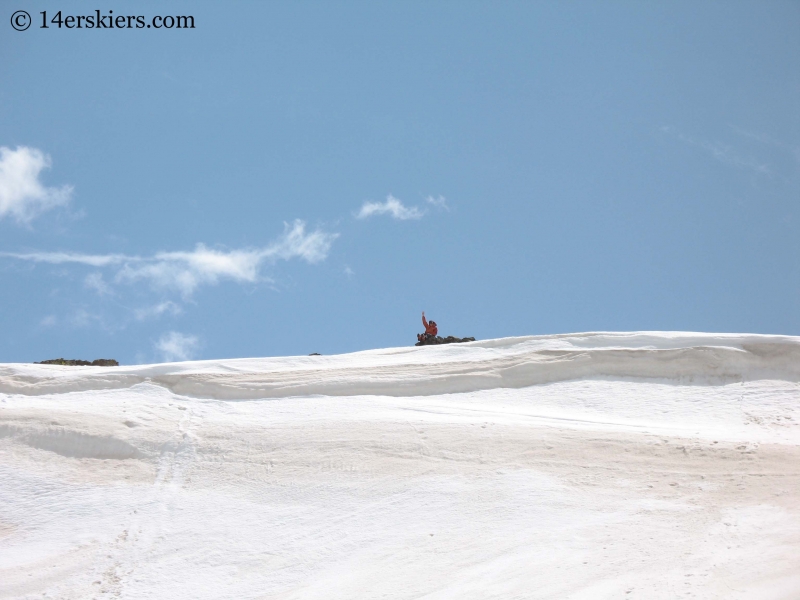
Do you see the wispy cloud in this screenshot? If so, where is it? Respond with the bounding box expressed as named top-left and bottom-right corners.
top-left (156, 331), bottom-right (199, 362)
top-left (1, 220), bottom-right (338, 297)
top-left (356, 195), bottom-right (425, 220)
top-left (84, 272), bottom-right (113, 296)
top-left (134, 301), bottom-right (182, 321)
top-left (39, 315), bottom-right (57, 328)
top-left (729, 125), bottom-right (780, 147)
top-left (0, 146), bottom-right (73, 224)
top-left (425, 195), bottom-right (449, 211)
top-left (661, 126), bottom-right (770, 175)
top-left (117, 220), bottom-right (336, 296)
top-left (729, 125), bottom-right (800, 167)
top-left (68, 308), bottom-right (120, 332)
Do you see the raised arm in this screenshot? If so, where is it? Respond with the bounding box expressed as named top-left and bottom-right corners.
top-left (422, 311), bottom-right (428, 328)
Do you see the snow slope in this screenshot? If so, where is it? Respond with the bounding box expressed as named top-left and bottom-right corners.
top-left (1, 332), bottom-right (799, 599)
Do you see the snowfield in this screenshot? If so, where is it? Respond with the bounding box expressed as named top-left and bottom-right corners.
top-left (1, 332), bottom-right (799, 599)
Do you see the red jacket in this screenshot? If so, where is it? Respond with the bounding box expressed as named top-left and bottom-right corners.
top-left (422, 315), bottom-right (438, 336)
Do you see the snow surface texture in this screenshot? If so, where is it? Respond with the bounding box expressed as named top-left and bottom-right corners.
top-left (1, 332), bottom-right (799, 599)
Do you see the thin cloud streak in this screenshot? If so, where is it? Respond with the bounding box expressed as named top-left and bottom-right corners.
top-left (1, 220), bottom-right (338, 297)
top-left (661, 126), bottom-right (770, 176)
top-left (0, 146), bottom-right (73, 224)
top-left (0, 251), bottom-right (129, 266)
top-left (729, 125), bottom-right (800, 167)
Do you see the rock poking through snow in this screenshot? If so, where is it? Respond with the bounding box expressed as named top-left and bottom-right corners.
top-left (35, 358), bottom-right (119, 366)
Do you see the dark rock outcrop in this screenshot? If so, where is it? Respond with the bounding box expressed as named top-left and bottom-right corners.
top-left (415, 336), bottom-right (476, 347)
top-left (36, 358), bottom-right (119, 367)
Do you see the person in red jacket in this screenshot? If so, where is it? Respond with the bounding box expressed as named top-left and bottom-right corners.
top-left (417, 311), bottom-right (438, 343)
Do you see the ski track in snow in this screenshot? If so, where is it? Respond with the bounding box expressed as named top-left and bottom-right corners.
top-left (0, 332), bottom-right (799, 599)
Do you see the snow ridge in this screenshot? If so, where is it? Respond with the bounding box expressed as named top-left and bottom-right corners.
top-left (1, 332), bottom-right (798, 399)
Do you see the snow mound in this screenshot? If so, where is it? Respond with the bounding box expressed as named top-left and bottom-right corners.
top-left (1, 332), bottom-right (799, 599)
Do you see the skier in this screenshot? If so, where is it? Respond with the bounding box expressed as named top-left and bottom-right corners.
top-left (417, 311), bottom-right (438, 343)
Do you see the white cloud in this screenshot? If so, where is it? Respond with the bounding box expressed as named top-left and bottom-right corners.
top-left (0, 146), bottom-right (73, 224)
top-left (118, 220), bottom-right (337, 296)
top-left (356, 195), bottom-right (425, 220)
top-left (426, 195), bottom-right (449, 211)
top-left (134, 301), bottom-right (182, 321)
top-left (156, 331), bottom-right (199, 362)
top-left (263, 219), bottom-right (338, 263)
top-left (84, 272), bottom-right (113, 296)
top-left (114, 247), bottom-right (260, 297)
top-left (1, 219), bottom-right (338, 297)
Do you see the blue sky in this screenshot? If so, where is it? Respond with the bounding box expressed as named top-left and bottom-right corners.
top-left (1, 1), bottom-right (798, 363)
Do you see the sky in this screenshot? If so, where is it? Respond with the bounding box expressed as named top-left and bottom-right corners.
top-left (1, 1), bottom-right (799, 364)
